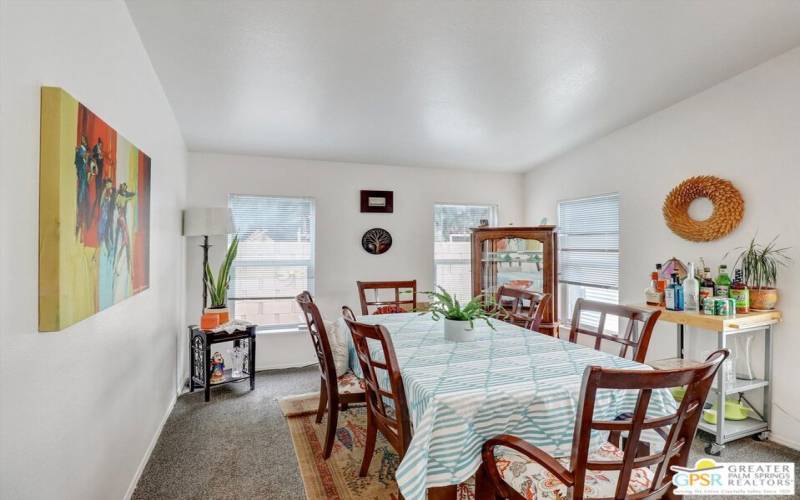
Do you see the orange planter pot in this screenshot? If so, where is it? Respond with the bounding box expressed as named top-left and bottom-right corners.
top-left (750, 288), bottom-right (778, 311)
top-left (205, 307), bottom-right (230, 324)
top-left (200, 312), bottom-right (221, 330)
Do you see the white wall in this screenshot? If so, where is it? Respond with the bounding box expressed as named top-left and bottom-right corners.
top-left (186, 153), bottom-right (524, 372)
top-left (0, 1), bottom-right (187, 499)
top-left (524, 47), bottom-right (800, 449)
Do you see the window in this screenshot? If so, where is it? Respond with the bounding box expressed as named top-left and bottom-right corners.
top-left (557, 193), bottom-right (619, 329)
top-left (434, 204), bottom-right (497, 301)
top-left (228, 195), bottom-right (315, 330)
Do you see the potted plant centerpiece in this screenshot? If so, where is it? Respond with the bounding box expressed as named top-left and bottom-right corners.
top-left (204, 235), bottom-right (239, 324)
top-left (731, 235), bottom-right (791, 311)
top-left (425, 287), bottom-right (502, 342)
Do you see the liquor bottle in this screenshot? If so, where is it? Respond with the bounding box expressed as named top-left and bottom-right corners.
top-left (655, 263), bottom-right (668, 305)
top-left (664, 278), bottom-right (675, 310)
top-left (645, 271), bottom-right (663, 306)
top-left (699, 267), bottom-right (715, 302)
top-left (730, 269), bottom-right (750, 314)
top-left (665, 273), bottom-right (684, 311)
top-left (683, 262), bottom-right (700, 311)
top-left (715, 264), bottom-right (732, 298)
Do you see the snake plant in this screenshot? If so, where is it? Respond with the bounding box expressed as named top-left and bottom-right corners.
top-left (204, 235), bottom-right (239, 308)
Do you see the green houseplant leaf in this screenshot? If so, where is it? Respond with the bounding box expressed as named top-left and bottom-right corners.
top-left (204, 235), bottom-right (239, 308)
top-left (730, 235), bottom-right (791, 289)
top-left (422, 286), bottom-right (506, 330)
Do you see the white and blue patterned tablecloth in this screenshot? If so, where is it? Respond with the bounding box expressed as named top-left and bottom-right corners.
top-left (334, 312), bottom-right (678, 500)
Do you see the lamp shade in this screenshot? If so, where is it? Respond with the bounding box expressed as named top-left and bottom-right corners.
top-left (183, 207), bottom-right (235, 236)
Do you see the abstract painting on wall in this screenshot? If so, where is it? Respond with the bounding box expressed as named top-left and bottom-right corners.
top-left (39, 87), bottom-right (151, 332)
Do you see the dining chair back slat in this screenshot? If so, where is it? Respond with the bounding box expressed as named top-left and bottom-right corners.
top-left (297, 292), bottom-right (365, 459)
top-left (574, 350), bottom-right (728, 498)
top-left (494, 286), bottom-right (551, 332)
top-left (480, 349), bottom-right (729, 500)
top-left (568, 299), bottom-right (661, 363)
top-left (343, 316), bottom-right (412, 475)
top-left (357, 280), bottom-right (417, 315)
top-left (297, 291), bottom-right (335, 386)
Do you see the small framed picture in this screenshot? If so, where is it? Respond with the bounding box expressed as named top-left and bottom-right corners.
top-left (360, 190), bottom-right (393, 213)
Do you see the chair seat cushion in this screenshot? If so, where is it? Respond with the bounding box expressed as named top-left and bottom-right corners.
top-left (494, 441), bottom-right (654, 499)
top-left (374, 304), bottom-right (406, 314)
top-left (336, 372), bottom-right (366, 394)
top-left (324, 319), bottom-right (350, 376)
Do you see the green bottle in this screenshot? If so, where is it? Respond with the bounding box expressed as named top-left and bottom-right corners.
top-left (715, 265), bottom-right (732, 297)
top-left (730, 269), bottom-right (750, 314)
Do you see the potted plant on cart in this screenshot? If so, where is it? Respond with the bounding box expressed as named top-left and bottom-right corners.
top-left (425, 287), bottom-right (504, 342)
top-left (204, 235), bottom-right (239, 324)
top-left (732, 235), bottom-right (791, 311)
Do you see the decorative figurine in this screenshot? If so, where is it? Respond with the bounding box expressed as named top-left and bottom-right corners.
top-left (209, 352), bottom-right (226, 384)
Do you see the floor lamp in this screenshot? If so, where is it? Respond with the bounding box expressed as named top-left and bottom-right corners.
top-left (183, 207), bottom-right (235, 312)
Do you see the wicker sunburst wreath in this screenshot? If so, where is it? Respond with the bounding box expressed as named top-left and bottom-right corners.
top-left (662, 175), bottom-right (744, 242)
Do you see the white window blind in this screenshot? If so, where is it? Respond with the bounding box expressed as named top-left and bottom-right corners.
top-left (228, 195), bottom-right (315, 329)
top-left (558, 193), bottom-right (620, 326)
top-left (434, 204), bottom-right (497, 302)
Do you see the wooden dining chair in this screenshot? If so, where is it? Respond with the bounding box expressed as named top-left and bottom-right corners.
top-left (296, 292), bottom-right (365, 459)
top-left (477, 349), bottom-right (729, 500)
top-left (343, 316), bottom-right (413, 477)
top-left (568, 299), bottom-right (662, 363)
top-left (494, 286), bottom-right (552, 333)
top-left (357, 280), bottom-right (417, 315)
top-left (341, 305), bottom-right (357, 321)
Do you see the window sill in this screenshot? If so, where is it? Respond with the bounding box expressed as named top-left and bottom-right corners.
top-left (255, 326), bottom-right (306, 336)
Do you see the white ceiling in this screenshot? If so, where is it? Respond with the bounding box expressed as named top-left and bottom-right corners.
top-left (126, 0), bottom-right (800, 172)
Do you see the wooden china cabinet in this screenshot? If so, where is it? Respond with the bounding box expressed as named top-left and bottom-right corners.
top-left (471, 226), bottom-right (558, 335)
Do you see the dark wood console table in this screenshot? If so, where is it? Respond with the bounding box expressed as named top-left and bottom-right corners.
top-left (189, 325), bottom-right (256, 402)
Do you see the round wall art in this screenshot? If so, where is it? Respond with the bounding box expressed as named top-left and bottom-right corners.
top-left (361, 228), bottom-right (392, 254)
top-left (662, 175), bottom-right (744, 242)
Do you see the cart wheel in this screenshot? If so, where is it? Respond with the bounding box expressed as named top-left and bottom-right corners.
top-left (753, 431), bottom-right (770, 442)
top-left (704, 443), bottom-right (723, 456)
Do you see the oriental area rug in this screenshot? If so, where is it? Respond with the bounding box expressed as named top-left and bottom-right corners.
top-left (279, 393), bottom-right (475, 500)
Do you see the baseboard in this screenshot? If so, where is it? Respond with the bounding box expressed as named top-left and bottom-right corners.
top-left (256, 360), bottom-right (316, 371)
top-left (124, 393), bottom-right (177, 500)
top-left (175, 361), bottom-right (316, 395)
top-left (768, 433), bottom-right (800, 452)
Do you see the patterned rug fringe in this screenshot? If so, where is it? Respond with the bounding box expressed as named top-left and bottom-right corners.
top-left (283, 397), bottom-right (475, 500)
top-left (278, 392), bottom-right (321, 417)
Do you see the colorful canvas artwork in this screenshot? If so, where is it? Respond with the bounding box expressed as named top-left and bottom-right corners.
top-left (39, 87), bottom-right (151, 332)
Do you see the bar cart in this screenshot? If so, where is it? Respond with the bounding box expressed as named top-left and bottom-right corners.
top-left (643, 306), bottom-right (780, 455)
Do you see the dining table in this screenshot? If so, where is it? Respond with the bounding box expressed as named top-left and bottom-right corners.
top-left (334, 312), bottom-right (678, 500)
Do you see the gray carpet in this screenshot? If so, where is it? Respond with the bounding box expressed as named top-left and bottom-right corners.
top-left (690, 431), bottom-right (799, 500)
top-left (132, 365), bottom-right (319, 500)
top-left (133, 365), bottom-right (799, 499)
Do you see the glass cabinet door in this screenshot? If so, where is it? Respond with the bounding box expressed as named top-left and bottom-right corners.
top-left (480, 237), bottom-right (544, 300)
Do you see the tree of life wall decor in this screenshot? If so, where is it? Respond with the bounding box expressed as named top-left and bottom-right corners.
top-left (39, 87), bottom-right (151, 332)
top-left (361, 228), bottom-right (392, 255)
